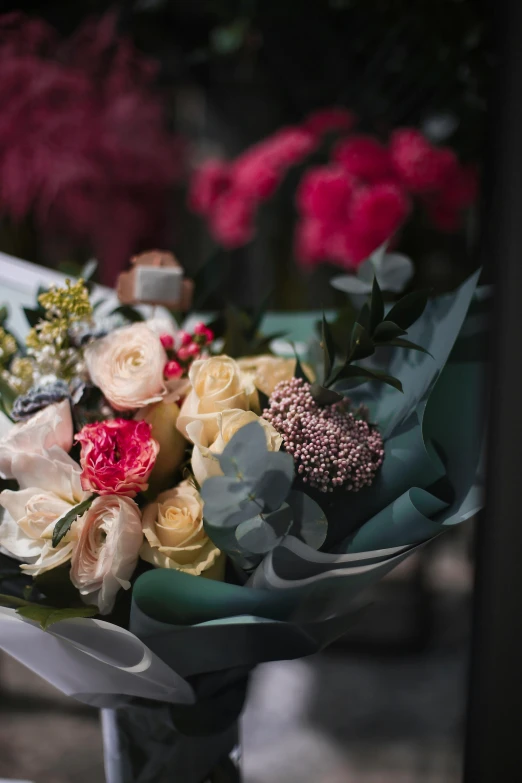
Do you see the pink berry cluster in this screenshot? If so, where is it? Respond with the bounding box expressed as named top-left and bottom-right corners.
top-left (161, 322), bottom-right (214, 380)
top-left (263, 377), bottom-right (384, 494)
top-left (188, 105), bottom-right (477, 272)
top-left (188, 107), bottom-right (355, 249)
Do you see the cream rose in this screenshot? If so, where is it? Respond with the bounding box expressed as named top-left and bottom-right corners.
top-left (0, 400), bottom-right (73, 481)
top-left (140, 480), bottom-right (224, 579)
top-left (177, 355), bottom-right (256, 442)
top-left (237, 355), bottom-right (315, 397)
top-left (84, 323), bottom-right (168, 411)
top-left (70, 495), bottom-right (143, 615)
top-left (188, 409), bottom-right (282, 486)
top-left (0, 448), bottom-right (89, 576)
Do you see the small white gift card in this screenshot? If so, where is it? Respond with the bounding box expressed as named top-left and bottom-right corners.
top-left (135, 265), bottom-right (183, 304)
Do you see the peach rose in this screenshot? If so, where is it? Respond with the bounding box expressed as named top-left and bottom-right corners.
top-left (188, 409), bottom-right (282, 486)
top-left (0, 400), bottom-right (73, 481)
top-left (237, 355), bottom-right (315, 397)
top-left (70, 495), bottom-right (143, 615)
top-left (84, 323), bottom-right (167, 411)
top-left (140, 480), bottom-right (224, 579)
top-left (177, 355), bottom-right (256, 442)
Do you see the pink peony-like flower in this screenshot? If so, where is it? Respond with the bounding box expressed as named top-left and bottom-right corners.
top-left (188, 159), bottom-right (232, 215)
top-left (70, 494), bottom-right (143, 614)
top-left (232, 150), bottom-right (281, 201)
top-left (76, 419), bottom-right (159, 497)
top-left (209, 189), bottom-right (256, 248)
top-left (333, 135), bottom-right (393, 183)
top-left (349, 182), bottom-right (410, 240)
top-left (390, 129), bottom-right (457, 194)
top-left (296, 165), bottom-right (354, 222)
top-left (304, 107), bottom-right (356, 137)
top-left (261, 126), bottom-right (316, 168)
top-left (294, 218), bottom-right (334, 267)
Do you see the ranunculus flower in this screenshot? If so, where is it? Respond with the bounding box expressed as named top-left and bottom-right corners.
top-left (140, 480), bottom-right (224, 579)
top-left (84, 322), bottom-right (167, 411)
top-left (237, 355), bottom-right (314, 397)
top-left (188, 409), bottom-right (282, 486)
top-left (177, 355), bottom-right (257, 441)
top-left (76, 419), bottom-right (159, 497)
top-left (70, 495), bottom-right (143, 614)
top-left (0, 399), bottom-right (73, 481)
top-left (0, 448), bottom-right (89, 576)
top-left (135, 402), bottom-right (187, 495)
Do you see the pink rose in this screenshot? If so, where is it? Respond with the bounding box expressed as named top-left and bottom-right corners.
top-left (70, 495), bottom-right (143, 615)
top-left (76, 419), bottom-right (159, 497)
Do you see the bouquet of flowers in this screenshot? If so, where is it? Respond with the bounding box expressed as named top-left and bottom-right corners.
top-left (0, 261), bottom-right (485, 782)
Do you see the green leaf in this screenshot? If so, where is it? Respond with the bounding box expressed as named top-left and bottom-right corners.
top-left (256, 387), bottom-right (270, 412)
top-left (0, 375), bottom-right (17, 414)
top-left (23, 307), bottom-right (44, 329)
top-left (321, 314), bottom-right (336, 381)
top-left (0, 593), bottom-right (29, 609)
top-left (17, 604), bottom-right (97, 630)
top-left (286, 490), bottom-right (328, 550)
top-left (387, 338), bottom-right (433, 356)
top-left (386, 289), bottom-right (430, 330)
top-left (0, 305), bottom-right (8, 324)
top-left (52, 496), bottom-right (95, 548)
top-left (356, 301), bottom-right (371, 333)
top-left (369, 276), bottom-right (385, 334)
top-left (110, 305), bottom-right (144, 323)
top-left (310, 383), bottom-right (344, 406)
top-left (292, 344), bottom-right (309, 382)
top-left (373, 320), bottom-right (408, 342)
top-left (349, 322), bottom-right (375, 361)
top-left (335, 364), bottom-right (403, 392)
top-left (80, 259), bottom-right (98, 282)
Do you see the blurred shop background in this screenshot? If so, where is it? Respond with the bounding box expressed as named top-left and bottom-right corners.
top-left (0, 0), bottom-right (488, 781)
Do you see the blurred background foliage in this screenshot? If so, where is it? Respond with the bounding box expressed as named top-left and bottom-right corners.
top-left (0, 0), bottom-right (491, 308)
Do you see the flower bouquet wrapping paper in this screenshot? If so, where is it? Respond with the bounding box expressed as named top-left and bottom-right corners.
top-left (0, 264), bottom-right (485, 782)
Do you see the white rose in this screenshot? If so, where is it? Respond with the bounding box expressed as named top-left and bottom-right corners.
top-left (189, 409), bottom-right (282, 486)
top-left (0, 448), bottom-right (89, 576)
top-left (177, 355), bottom-right (256, 442)
top-left (237, 355), bottom-right (298, 397)
top-left (70, 495), bottom-right (143, 615)
top-left (140, 480), bottom-right (224, 579)
top-left (85, 323), bottom-right (167, 411)
top-left (0, 400), bottom-right (73, 481)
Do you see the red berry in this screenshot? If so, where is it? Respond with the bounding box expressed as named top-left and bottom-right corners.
top-left (159, 333), bottom-right (174, 350)
top-left (164, 360), bottom-right (183, 379)
top-left (178, 330), bottom-right (192, 346)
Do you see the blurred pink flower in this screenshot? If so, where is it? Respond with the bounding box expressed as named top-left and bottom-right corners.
top-left (188, 159), bottom-right (232, 216)
top-left (333, 135), bottom-right (393, 183)
top-left (0, 12), bottom-right (182, 285)
top-left (296, 165), bottom-right (354, 222)
top-left (304, 107), bottom-right (356, 137)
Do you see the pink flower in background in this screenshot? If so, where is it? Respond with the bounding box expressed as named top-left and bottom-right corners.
top-left (261, 127), bottom-right (317, 168)
top-left (304, 107), bottom-right (356, 137)
top-left (389, 128), bottom-right (457, 193)
top-left (232, 151), bottom-right (281, 201)
top-left (296, 166), bottom-right (354, 222)
top-left (294, 219), bottom-right (333, 267)
top-left (188, 159), bottom-right (232, 216)
top-left (349, 183), bottom-right (411, 240)
top-left (76, 419), bottom-right (159, 498)
top-left (333, 135), bottom-right (393, 183)
top-left (0, 12), bottom-right (182, 285)
top-left (210, 190), bottom-right (256, 248)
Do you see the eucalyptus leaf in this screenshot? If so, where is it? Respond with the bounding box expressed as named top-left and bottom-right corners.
top-left (286, 490), bottom-right (328, 550)
top-left (52, 495), bottom-right (95, 547)
top-left (201, 475), bottom-right (262, 528)
top-left (251, 455), bottom-right (295, 512)
top-left (217, 421), bottom-right (271, 479)
top-left (235, 504), bottom-right (294, 555)
top-left (373, 320), bottom-right (408, 342)
top-left (386, 289), bottom-right (430, 330)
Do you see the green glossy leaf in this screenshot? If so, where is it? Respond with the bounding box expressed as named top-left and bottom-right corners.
top-left (387, 338), bottom-right (433, 356)
top-left (369, 276), bottom-right (385, 334)
top-left (52, 495), bottom-right (95, 547)
top-left (256, 387), bottom-right (270, 412)
top-left (321, 314), bottom-right (336, 380)
top-left (349, 322), bottom-right (375, 361)
top-left (335, 364), bottom-right (403, 392)
top-left (373, 320), bottom-right (408, 342)
top-left (23, 307), bottom-right (44, 329)
top-left (386, 289), bottom-right (430, 330)
top-left (17, 604), bottom-right (97, 630)
top-left (0, 375), bottom-right (17, 413)
top-left (356, 301), bottom-right (371, 333)
top-left (310, 383), bottom-right (344, 406)
top-left (292, 343), bottom-right (309, 382)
